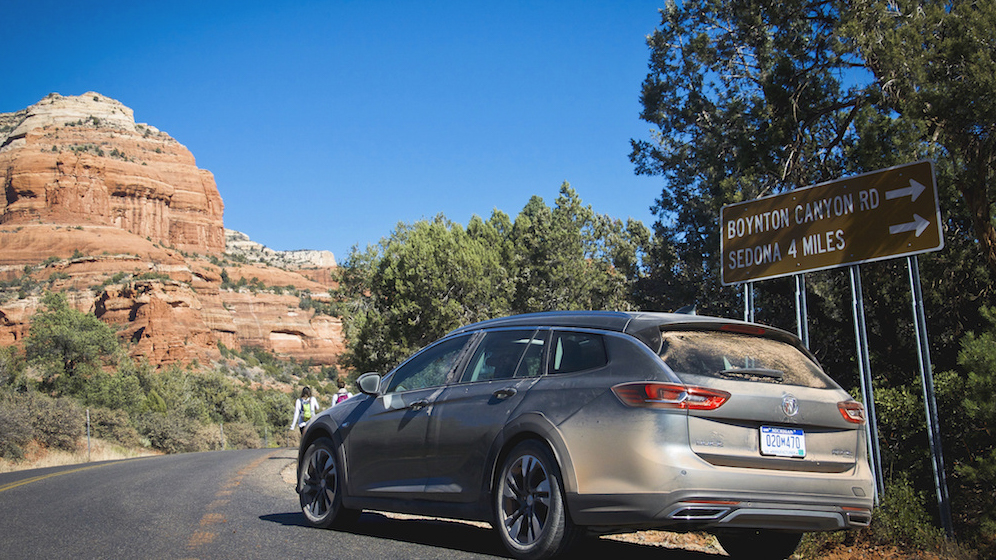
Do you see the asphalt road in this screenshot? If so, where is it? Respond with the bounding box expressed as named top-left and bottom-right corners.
top-left (0, 448), bottom-right (720, 559)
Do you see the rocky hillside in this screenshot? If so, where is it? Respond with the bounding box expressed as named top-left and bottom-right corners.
top-left (225, 229), bottom-right (336, 268)
top-left (0, 93), bottom-right (343, 367)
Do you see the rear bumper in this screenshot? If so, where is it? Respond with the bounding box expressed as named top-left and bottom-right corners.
top-left (664, 498), bottom-right (873, 531)
top-left (566, 489), bottom-right (873, 532)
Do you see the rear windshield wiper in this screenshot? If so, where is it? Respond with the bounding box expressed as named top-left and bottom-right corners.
top-left (717, 367), bottom-right (784, 380)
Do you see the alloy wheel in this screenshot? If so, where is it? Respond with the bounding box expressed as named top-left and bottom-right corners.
top-left (499, 453), bottom-right (552, 547)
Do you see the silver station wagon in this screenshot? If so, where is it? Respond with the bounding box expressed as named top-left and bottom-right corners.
top-left (297, 311), bottom-right (874, 559)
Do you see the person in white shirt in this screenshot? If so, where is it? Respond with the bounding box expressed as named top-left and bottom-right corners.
top-left (290, 386), bottom-right (319, 434)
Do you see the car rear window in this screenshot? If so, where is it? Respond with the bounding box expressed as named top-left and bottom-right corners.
top-left (658, 330), bottom-right (834, 389)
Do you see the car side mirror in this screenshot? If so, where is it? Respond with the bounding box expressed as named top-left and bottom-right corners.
top-left (357, 372), bottom-right (383, 396)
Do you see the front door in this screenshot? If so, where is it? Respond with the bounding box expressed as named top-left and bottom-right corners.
top-left (344, 334), bottom-right (473, 498)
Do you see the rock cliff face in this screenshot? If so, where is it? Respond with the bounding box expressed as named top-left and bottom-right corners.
top-left (1, 92), bottom-right (224, 255)
top-left (0, 93), bottom-right (344, 368)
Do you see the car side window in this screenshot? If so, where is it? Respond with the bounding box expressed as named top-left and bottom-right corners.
top-left (461, 330), bottom-right (537, 383)
top-left (549, 331), bottom-right (607, 374)
top-left (386, 335), bottom-right (470, 393)
top-left (514, 330), bottom-right (545, 378)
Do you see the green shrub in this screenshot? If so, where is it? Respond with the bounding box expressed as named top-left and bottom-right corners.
top-left (0, 346), bottom-right (27, 389)
top-left (134, 272), bottom-right (172, 283)
top-left (88, 407), bottom-right (141, 448)
top-left (28, 395), bottom-right (85, 452)
top-left (192, 424), bottom-right (224, 451)
top-left (137, 412), bottom-right (198, 454)
top-left (872, 476), bottom-right (947, 550)
top-left (275, 429), bottom-right (298, 448)
top-left (0, 395), bottom-right (34, 459)
top-left (223, 422), bottom-right (262, 449)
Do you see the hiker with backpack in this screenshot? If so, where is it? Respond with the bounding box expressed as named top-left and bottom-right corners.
top-left (290, 386), bottom-right (319, 434)
top-left (333, 378), bottom-right (352, 405)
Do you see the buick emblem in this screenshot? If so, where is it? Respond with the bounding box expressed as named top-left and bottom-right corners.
top-left (782, 395), bottom-right (799, 417)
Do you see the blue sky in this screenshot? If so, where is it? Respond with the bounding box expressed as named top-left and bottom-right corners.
top-left (3, 1), bottom-right (665, 262)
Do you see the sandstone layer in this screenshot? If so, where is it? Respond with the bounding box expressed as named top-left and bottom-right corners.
top-left (0, 224), bottom-right (343, 367)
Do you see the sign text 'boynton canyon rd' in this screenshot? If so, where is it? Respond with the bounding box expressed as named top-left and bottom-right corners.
top-left (720, 160), bottom-right (944, 285)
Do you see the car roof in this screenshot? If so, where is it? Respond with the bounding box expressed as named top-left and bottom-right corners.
top-left (446, 310), bottom-right (806, 356)
top-left (448, 310), bottom-right (725, 334)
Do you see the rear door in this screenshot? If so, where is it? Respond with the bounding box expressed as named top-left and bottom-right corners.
top-left (658, 325), bottom-right (864, 474)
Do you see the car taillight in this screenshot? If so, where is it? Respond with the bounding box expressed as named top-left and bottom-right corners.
top-left (612, 382), bottom-right (730, 410)
top-left (838, 401), bottom-right (866, 424)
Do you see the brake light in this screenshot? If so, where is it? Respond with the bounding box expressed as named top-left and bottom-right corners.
top-left (720, 324), bottom-right (767, 336)
top-left (612, 382), bottom-right (730, 410)
top-left (838, 401), bottom-right (866, 424)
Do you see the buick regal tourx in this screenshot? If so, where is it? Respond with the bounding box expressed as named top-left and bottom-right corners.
top-left (296, 311), bottom-right (874, 559)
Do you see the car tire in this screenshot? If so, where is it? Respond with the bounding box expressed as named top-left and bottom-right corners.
top-left (716, 530), bottom-right (803, 559)
top-left (299, 437), bottom-right (360, 528)
top-left (495, 440), bottom-right (580, 560)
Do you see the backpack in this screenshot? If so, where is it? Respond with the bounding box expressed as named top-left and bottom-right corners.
top-left (336, 392), bottom-right (348, 404)
top-left (302, 399), bottom-right (313, 420)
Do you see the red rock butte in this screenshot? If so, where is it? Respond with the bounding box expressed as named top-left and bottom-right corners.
top-left (1, 92), bottom-right (224, 255)
top-left (0, 93), bottom-right (344, 368)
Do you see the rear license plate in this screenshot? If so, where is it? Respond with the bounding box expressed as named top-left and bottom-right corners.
top-left (760, 426), bottom-right (806, 457)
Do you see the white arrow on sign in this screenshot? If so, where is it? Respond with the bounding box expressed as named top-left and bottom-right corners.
top-left (885, 179), bottom-right (927, 202)
top-left (889, 214), bottom-right (930, 237)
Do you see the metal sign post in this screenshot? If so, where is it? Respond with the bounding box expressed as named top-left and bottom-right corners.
top-left (908, 255), bottom-right (955, 538)
top-left (794, 274), bottom-right (810, 348)
top-left (86, 408), bottom-right (92, 463)
top-left (849, 266), bottom-right (884, 502)
top-left (743, 282), bottom-right (755, 323)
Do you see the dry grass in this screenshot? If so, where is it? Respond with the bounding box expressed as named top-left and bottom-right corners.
top-left (0, 438), bottom-right (160, 474)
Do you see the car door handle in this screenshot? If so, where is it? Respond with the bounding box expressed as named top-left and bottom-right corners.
top-left (493, 388), bottom-right (517, 400)
top-left (409, 399), bottom-right (430, 410)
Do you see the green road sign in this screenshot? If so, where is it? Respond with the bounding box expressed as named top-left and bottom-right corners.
top-left (721, 160), bottom-right (944, 285)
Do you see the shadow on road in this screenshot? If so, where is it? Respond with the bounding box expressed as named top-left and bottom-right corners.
top-left (266, 451), bottom-right (298, 460)
top-left (259, 512), bottom-right (313, 528)
top-left (260, 511), bottom-right (722, 559)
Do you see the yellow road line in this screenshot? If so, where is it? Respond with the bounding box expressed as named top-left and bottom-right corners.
top-left (0, 463), bottom-right (107, 493)
top-left (0, 457), bottom-right (149, 493)
top-left (186, 450), bottom-right (279, 553)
